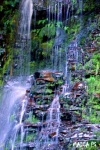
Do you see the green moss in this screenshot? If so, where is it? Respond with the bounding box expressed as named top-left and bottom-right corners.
top-left (25, 113), bottom-right (39, 123)
top-left (86, 75), bottom-right (100, 93)
top-left (93, 105), bottom-right (100, 110)
top-left (0, 78), bottom-right (3, 86)
top-left (45, 89), bottom-right (53, 94)
top-left (56, 79), bottom-right (63, 86)
top-left (82, 104), bottom-right (100, 123)
top-left (89, 115), bottom-right (100, 123)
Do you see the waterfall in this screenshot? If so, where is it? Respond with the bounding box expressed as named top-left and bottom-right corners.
top-left (14, 0), bottom-right (33, 77)
top-left (0, 0), bottom-right (33, 149)
top-left (35, 95), bottom-right (60, 150)
top-left (0, 80), bottom-right (29, 149)
top-left (0, 0), bottom-right (96, 149)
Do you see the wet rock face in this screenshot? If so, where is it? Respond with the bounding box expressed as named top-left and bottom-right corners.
top-left (9, 66), bottom-right (100, 150)
top-left (34, 71), bottom-right (55, 82)
top-left (33, 0), bottom-right (71, 10)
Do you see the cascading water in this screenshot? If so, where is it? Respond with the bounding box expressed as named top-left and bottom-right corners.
top-left (35, 95), bottom-right (60, 150)
top-left (14, 0), bottom-right (33, 77)
top-left (0, 0), bottom-right (33, 149)
top-left (0, 80), bottom-right (30, 149)
top-left (62, 39), bottom-right (79, 94)
top-left (11, 94), bottom-right (28, 150)
top-left (52, 27), bottom-right (66, 71)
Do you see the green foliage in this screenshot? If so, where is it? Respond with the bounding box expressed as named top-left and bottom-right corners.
top-left (89, 114), bottom-right (100, 123)
top-left (0, 6), bottom-right (3, 12)
top-left (56, 79), bottom-right (63, 85)
top-left (82, 95), bottom-right (100, 123)
top-left (37, 18), bottom-right (48, 25)
top-left (64, 19), bottom-right (81, 44)
top-left (32, 21), bottom-right (56, 39)
top-left (39, 22), bottom-right (56, 38)
top-left (45, 89), bottom-right (53, 94)
top-left (83, 0), bottom-right (95, 12)
top-left (0, 77), bottom-right (3, 86)
top-left (56, 21), bottom-right (63, 28)
top-left (41, 40), bottom-right (53, 51)
top-left (25, 134), bottom-right (35, 142)
top-left (4, 0), bottom-right (19, 7)
top-left (30, 61), bottom-right (37, 73)
top-left (92, 53), bottom-right (100, 72)
top-left (86, 75), bottom-right (100, 93)
top-left (0, 1), bottom-right (19, 31)
top-left (64, 26), bottom-right (69, 31)
top-left (25, 113), bottom-right (39, 123)
top-left (0, 0), bottom-right (19, 83)
top-left (68, 22), bottom-right (80, 35)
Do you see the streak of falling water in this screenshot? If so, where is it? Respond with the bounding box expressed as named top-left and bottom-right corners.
top-left (54, 46), bottom-right (59, 71)
top-left (79, 0), bottom-right (83, 15)
top-left (74, 39), bottom-right (79, 69)
top-left (48, 95), bottom-right (60, 142)
top-left (19, 0), bottom-right (33, 39)
top-left (14, 0), bottom-right (33, 77)
top-left (0, 79), bottom-right (30, 149)
top-left (65, 47), bottom-right (68, 84)
top-left (35, 95), bottom-right (60, 150)
top-left (58, 47), bottom-right (62, 71)
top-left (54, 2), bottom-right (57, 20)
top-left (66, 3), bottom-right (70, 21)
top-left (51, 5), bottom-right (54, 21)
top-left (78, 0), bottom-right (83, 30)
top-left (11, 97), bottom-right (28, 150)
top-left (57, 2), bottom-right (60, 21)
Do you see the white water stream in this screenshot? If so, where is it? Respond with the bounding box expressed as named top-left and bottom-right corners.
top-left (0, 79), bottom-right (30, 149)
top-left (0, 0), bottom-right (33, 149)
top-left (35, 95), bottom-right (60, 150)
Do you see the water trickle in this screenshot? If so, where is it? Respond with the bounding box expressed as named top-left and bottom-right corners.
top-left (54, 46), bottom-right (59, 70)
top-left (52, 27), bottom-right (66, 71)
top-left (66, 3), bottom-right (70, 20)
top-left (63, 39), bottom-right (79, 94)
top-left (11, 96), bottom-right (28, 150)
top-left (54, 2), bottom-right (57, 21)
top-left (35, 95), bottom-right (60, 150)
